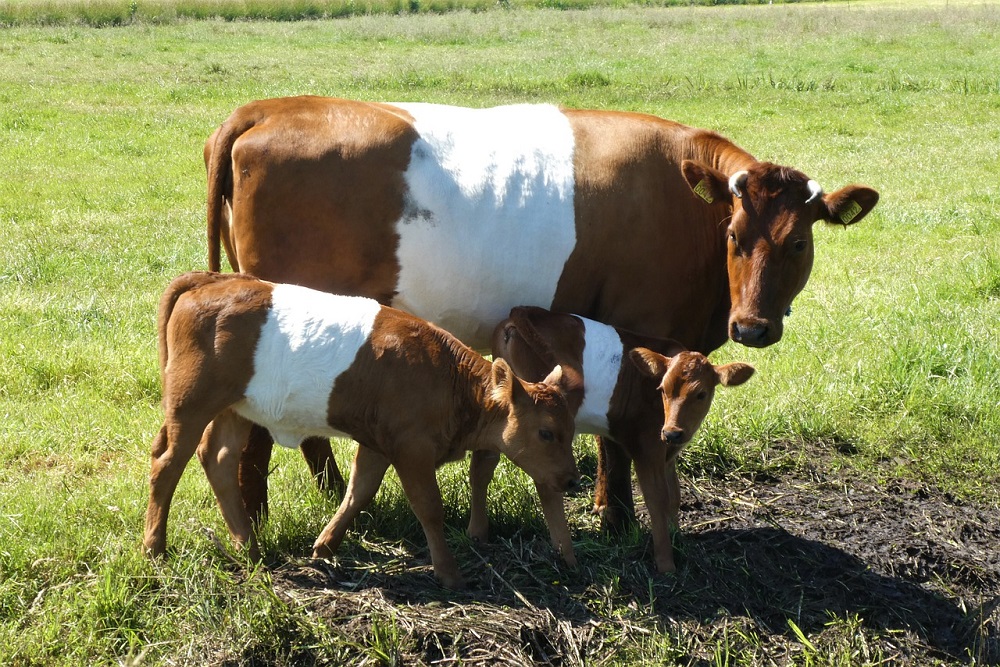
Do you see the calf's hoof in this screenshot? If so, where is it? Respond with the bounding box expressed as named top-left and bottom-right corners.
top-left (312, 542), bottom-right (338, 560)
top-left (436, 570), bottom-right (466, 590)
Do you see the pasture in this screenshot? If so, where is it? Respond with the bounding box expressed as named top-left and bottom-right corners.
top-left (1, 0), bottom-right (999, 664)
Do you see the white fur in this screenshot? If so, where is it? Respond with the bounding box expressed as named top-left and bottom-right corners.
top-left (389, 103), bottom-right (577, 351)
top-left (233, 284), bottom-right (381, 448)
top-left (574, 316), bottom-right (625, 437)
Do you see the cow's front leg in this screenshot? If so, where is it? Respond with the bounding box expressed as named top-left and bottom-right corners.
top-left (396, 454), bottom-right (464, 589)
top-left (313, 445), bottom-right (390, 559)
top-left (593, 435), bottom-right (636, 534)
top-left (467, 450), bottom-right (501, 542)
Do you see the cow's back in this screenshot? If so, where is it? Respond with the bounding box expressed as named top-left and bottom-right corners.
top-left (207, 98), bottom-right (736, 353)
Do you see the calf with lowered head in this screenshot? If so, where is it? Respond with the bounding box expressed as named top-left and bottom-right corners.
top-left (143, 272), bottom-right (580, 589)
top-left (470, 306), bottom-right (754, 573)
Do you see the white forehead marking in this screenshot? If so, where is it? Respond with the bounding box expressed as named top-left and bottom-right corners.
top-left (233, 284), bottom-right (381, 448)
top-left (389, 103), bottom-right (577, 350)
top-left (574, 316), bottom-right (624, 437)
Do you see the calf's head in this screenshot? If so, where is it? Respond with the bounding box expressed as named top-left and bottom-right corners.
top-left (630, 348), bottom-right (754, 460)
top-left (683, 160), bottom-right (879, 348)
top-left (489, 359), bottom-right (580, 494)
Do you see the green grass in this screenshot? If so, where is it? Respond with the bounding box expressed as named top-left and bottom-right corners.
top-left (1, 1), bottom-right (999, 664)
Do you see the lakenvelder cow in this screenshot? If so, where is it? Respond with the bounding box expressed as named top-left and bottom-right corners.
top-left (204, 96), bottom-right (879, 534)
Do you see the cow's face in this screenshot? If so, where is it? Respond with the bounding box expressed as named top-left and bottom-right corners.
top-left (490, 360), bottom-right (580, 494)
top-left (630, 348), bottom-right (754, 460)
top-left (682, 161), bottom-right (879, 348)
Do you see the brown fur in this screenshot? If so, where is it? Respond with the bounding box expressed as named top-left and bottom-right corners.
top-left (202, 97), bottom-right (879, 531)
top-left (143, 272), bottom-right (579, 589)
top-left (474, 307), bottom-right (752, 572)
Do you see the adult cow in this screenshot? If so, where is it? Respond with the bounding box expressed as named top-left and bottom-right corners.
top-left (204, 96), bottom-right (878, 533)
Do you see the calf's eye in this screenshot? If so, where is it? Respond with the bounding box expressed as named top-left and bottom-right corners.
top-left (538, 429), bottom-right (555, 442)
top-left (696, 391), bottom-right (708, 401)
top-left (793, 239), bottom-right (808, 253)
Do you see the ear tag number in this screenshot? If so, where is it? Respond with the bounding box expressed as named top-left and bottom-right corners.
top-left (693, 179), bottom-right (714, 204)
top-left (839, 200), bottom-right (863, 224)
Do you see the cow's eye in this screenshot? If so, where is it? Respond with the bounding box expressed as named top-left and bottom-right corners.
top-left (792, 239), bottom-right (808, 253)
top-left (728, 231), bottom-right (737, 244)
top-left (538, 429), bottom-right (555, 442)
top-left (696, 391), bottom-right (708, 401)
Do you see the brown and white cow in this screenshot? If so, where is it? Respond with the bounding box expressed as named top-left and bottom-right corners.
top-left (143, 271), bottom-right (579, 589)
top-left (203, 96), bottom-right (879, 530)
top-left (468, 306), bottom-right (753, 572)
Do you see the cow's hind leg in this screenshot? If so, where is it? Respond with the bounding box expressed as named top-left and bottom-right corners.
top-left (144, 416), bottom-right (211, 557)
top-left (467, 450), bottom-right (501, 542)
top-left (239, 424), bottom-right (275, 527)
top-left (593, 436), bottom-right (636, 534)
top-left (199, 410), bottom-right (258, 560)
top-left (313, 445), bottom-right (390, 560)
top-left (301, 437), bottom-right (347, 498)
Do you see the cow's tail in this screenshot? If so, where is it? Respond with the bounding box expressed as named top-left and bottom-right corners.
top-left (206, 109), bottom-right (262, 272)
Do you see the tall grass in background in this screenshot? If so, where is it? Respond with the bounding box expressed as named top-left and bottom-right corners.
top-left (0, 1), bottom-right (998, 663)
top-left (0, 0), bottom-right (817, 27)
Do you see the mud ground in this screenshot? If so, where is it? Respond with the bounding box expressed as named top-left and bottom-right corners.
top-left (264, 444), bottom-right (1000, 665)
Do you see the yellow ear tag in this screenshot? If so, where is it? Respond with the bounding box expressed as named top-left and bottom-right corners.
top-left (693, 179), bottom-right (714, 204)
top-left (839, 200), bottom-right (863, 224)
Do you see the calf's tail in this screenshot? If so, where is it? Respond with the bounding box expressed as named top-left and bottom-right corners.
top-left (156, 271), bottom-right (224, 377)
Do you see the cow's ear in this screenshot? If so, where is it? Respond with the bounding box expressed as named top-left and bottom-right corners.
top-left (715, 362), bottom-right (755, 387)
top-left (629, 348), bottom-right (670, 380)
top-left (820, 185), bottom-right (879, 226)
top-left (682, 160), bottom-right (731, 206)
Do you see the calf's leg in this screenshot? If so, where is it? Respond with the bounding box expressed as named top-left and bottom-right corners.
top-left (313, 445), bottom-right (390, 559)
top-left (467, 450), bottom-right (501, 542)
top-left (395, 454), bottom-right (464, 590)
top-left (199, 411), bottom-right (258, 560)
top-left (144, 416), bottom-right (212, 557)
top-left (534, 482), bottom-right (576, 567)
top-left (631, 446), bottom-right (676, 573)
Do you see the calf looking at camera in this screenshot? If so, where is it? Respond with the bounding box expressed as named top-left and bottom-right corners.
top-left (143, 273), bottom-right (579, 589)
top-left (470, 306), bottom-right (754, 573)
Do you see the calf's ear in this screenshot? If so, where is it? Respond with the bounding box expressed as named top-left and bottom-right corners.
top-left (715, 362), bottom-right (755, 387)
top-left (490, 358), bottom-right (516, 404)
top-left (682, 160), bottom-right (731, 206)
top-left (629, 348), bottom-right (670, 380)
top-left (820, 185), bottom-right (879, 226)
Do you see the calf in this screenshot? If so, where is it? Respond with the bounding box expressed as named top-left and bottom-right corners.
top-left (469, 306), bottom-right (754, 573)
top-left (143, 272), bottom-right (579, 589)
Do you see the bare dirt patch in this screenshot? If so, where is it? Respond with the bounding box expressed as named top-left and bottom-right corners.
top-left (266, 445), bottom-right (1000, 665)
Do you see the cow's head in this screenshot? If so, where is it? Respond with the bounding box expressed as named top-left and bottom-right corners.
top-left (490, 359), bottom-right (581, 494)
top-left (682, 160), bottom-right (879, 347)
top-left (630, 348), bottom-right (754, 460)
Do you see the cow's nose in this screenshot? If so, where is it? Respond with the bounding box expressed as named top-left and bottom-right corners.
top-left (730, 320), bottom-right (770, 347)
top-left (662, 428), bottom-right (684, 444)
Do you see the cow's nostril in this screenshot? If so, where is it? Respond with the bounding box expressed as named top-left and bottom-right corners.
top-left (662, 429), bottom-right (683, 444)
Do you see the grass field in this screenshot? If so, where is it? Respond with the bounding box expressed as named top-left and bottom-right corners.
top-left (1, 1), bottom-right (999, 664)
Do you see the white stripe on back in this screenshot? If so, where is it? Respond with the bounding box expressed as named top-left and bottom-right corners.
top-left (574, 316), bottom-right (624, 437)
top-left (233, 284), bottom-right (381, 448)
top-left (389, 103), bottom-right (577, 351)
